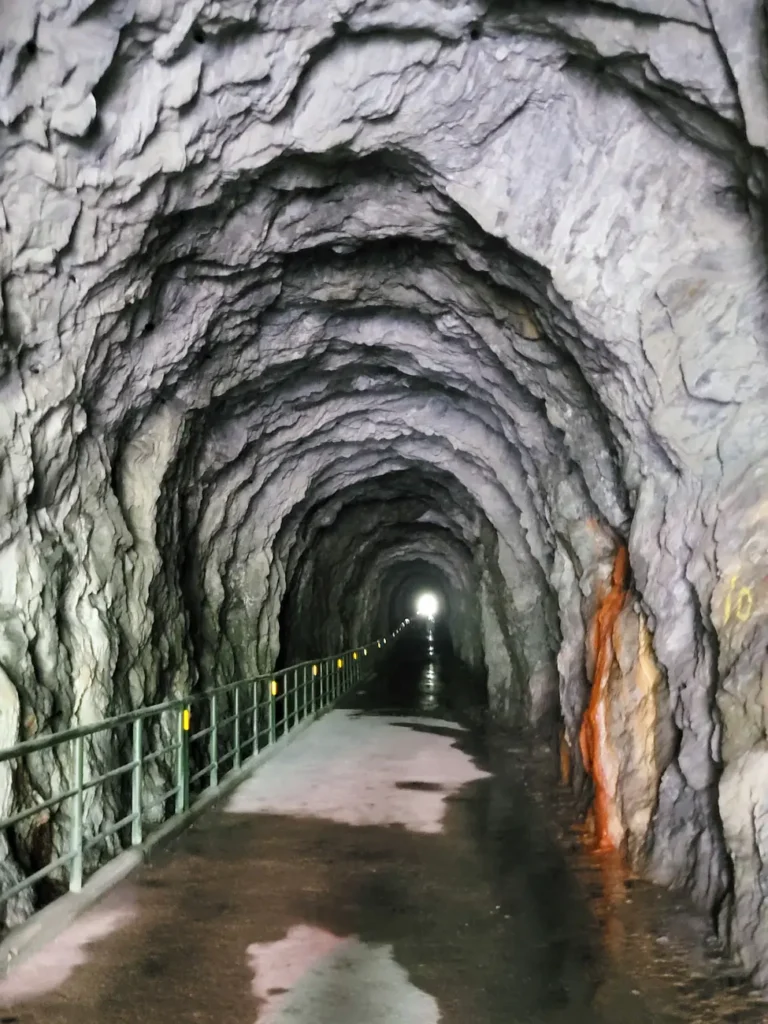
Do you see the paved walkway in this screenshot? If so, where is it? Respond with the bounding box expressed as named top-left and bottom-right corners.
top-left (0, 642), bottom-right (762, 1023)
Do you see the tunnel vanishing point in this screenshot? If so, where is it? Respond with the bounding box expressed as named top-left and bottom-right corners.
top-left (0, 0), bottom-right (767, 991)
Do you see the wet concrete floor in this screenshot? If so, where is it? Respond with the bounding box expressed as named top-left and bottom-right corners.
top-left (0, 628), bottom-right (766, 1023)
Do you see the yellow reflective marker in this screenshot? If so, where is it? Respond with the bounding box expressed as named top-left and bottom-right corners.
top-left (377, 641), bottom-right (381, 648)
top-left (353, 652), bottom-right (358, 660)
top-left (337, 658), bottom-right (343, 669)
top-left (364, 648), bottom-right (367, 656)
top-left (182, 708), bottom-right (191, 732)
top-left (271, 680), bottom-right (278, 696)
top-left (312, 664), bottom-right (318, 676)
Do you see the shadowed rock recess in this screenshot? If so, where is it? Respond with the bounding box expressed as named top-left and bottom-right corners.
top-left (1, 0), bottom-right (768, 986)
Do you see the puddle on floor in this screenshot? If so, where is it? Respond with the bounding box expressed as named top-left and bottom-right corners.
top-left (248, 926), bottom-right (440, 1024)
top-left (0, 889), bottom-right (137, 1006)
top-left (225, 709), bottom-right (490, 833)
top-left (478, 726), bottom-right (768, 1024)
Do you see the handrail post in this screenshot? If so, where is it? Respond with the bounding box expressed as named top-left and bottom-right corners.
top-left (131, 717), bottom-right (143, 846)
top-left (176, 705), bottom-right (189, 814)
top-left (70, 735), bottom-right (84, 892)
top-left (269, 679), bottom-right (277, 744)
top-left (210, 693), bottom-right (219, 788)
top-left (234, 685), bottom-right (241, 770)
top-left (252, 680), bottom-right (260, 753)
top-left (292, 668), bottom-right (298, 728)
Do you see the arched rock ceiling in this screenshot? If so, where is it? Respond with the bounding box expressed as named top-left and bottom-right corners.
top-left (1, 0), bottom-right (768, 983)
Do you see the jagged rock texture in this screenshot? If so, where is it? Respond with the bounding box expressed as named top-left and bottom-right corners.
top-left (1, 0), bottom-right (768, 985)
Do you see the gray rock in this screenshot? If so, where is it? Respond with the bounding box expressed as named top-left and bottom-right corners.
top-left (50, 93), bottom-right (97, 138)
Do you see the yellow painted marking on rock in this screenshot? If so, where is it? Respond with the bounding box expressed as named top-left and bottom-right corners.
top-left (725, 573), bottom-right (754, 625)
top-left (737, 587), bottom-right (754, 621)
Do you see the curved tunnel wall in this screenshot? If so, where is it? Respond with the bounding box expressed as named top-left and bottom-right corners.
top-left (0, 0), bottom-right (767, 983)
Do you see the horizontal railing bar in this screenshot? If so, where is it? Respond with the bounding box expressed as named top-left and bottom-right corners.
top-left (0, 853), bottom-right (72, 905)
top-left (0, 785), bottom-right (80, 831)
top-left (138, 788), bottom-right (179, 815)
top-left (82, 761), bottom-right (136, 792)
top-left (82, 812), bottom-right (136, 852)
top-left (189, 765), bottom-right (213, 786)
top-left (0, 702), bottom-right (181, 764)
top-left (141, 744), bottom-right (181, 766)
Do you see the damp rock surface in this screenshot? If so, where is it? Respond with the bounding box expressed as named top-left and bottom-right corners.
top-left (0, 0), bottom-right (767, 988)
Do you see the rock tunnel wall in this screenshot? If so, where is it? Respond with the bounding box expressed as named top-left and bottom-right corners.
top-left (1, 0), bottom-right (768, 984)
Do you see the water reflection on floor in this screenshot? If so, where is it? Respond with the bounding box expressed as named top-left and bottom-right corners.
top-left (416, 623), bottom-right (442, 713)
top-left (483, 732), bottom-right (767, 1024)
top-left (417, 660), bottom-right (441, 712)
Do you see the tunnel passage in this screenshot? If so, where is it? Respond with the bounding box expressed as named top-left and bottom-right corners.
top-left (274, 468), bottom-right (485, 692)
top-left (1, 0), bottom-right (768, 988)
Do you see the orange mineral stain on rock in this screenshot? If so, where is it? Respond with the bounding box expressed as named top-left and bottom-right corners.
top-left (579, 545), bottom-right (629, 852)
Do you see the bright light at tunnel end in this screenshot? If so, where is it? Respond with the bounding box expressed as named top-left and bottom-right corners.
top-left (415, 592), bottom-right (439, 619)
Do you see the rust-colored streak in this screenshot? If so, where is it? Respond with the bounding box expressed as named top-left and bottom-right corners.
top-left (579, 545), bottom-right (629, 851)
top-left (559, 727), bottom-right (571, 786)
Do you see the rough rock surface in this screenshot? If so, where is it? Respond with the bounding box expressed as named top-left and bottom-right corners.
top-left (1, 0), bottom-right (768, 986)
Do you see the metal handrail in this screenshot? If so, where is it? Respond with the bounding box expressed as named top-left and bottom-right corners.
top-left (0, 623), bottom-right (406, 913)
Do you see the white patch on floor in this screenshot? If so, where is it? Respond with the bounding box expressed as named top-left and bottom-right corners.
top-left (226, 709), bottom-right (489, 833)
top-left (0, 889), bottom-right (135, 1004)
top-left (248, 924), bottom-right (439, 1024)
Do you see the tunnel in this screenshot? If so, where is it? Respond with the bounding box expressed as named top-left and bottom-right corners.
top-left (0, 0), bottom-right (767, 999)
